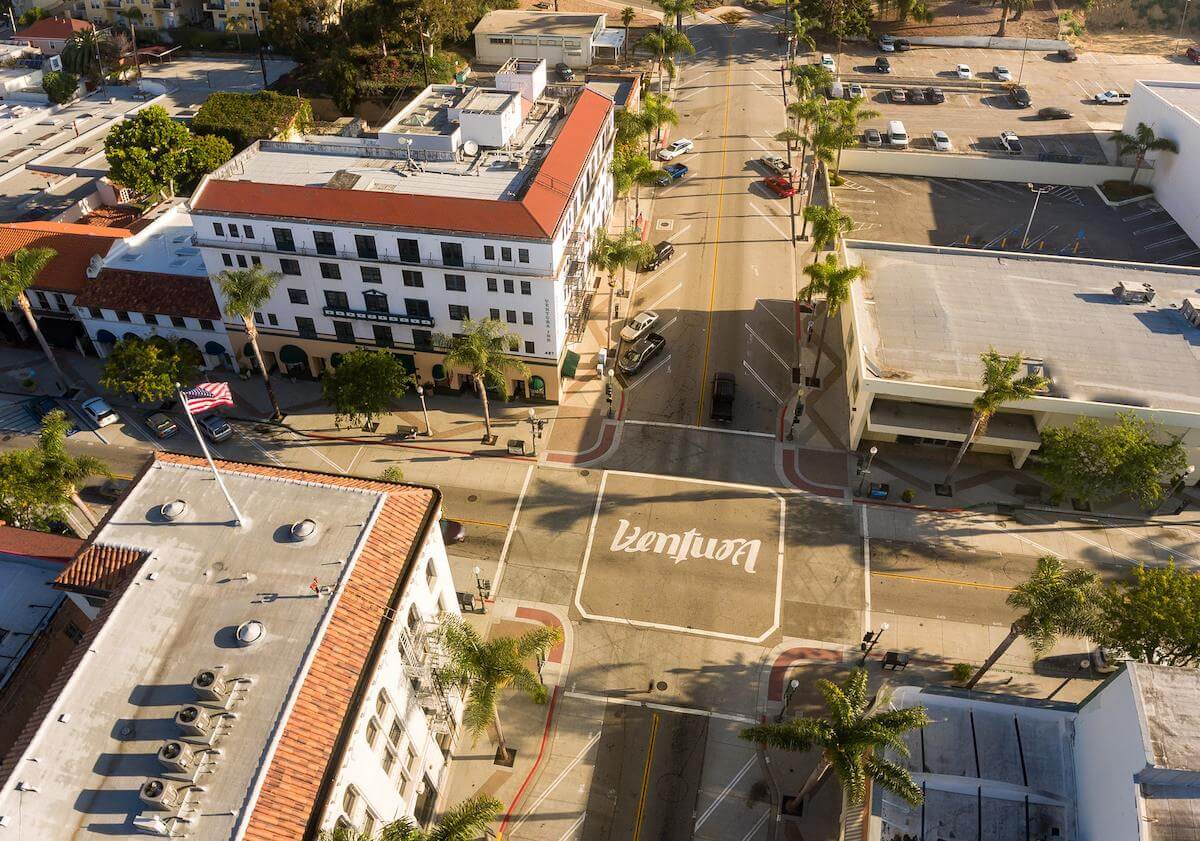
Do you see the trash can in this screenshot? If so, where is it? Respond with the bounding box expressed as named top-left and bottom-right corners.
top-left (507, 439), bottom-right (526, 455)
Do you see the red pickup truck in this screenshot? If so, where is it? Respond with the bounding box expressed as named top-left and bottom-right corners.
top-left (1188, 45), bottom-right (1200, 63)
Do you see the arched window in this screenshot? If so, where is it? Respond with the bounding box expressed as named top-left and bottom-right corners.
top-left (425, 558), bottom-right (437, 590)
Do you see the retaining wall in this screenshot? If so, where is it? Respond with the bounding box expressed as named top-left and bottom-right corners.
top-left (840, 148), bottom-right (1147, 187)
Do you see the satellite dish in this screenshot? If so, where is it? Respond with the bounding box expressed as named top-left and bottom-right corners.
top-left (463, 140), bottom-right (479, 156)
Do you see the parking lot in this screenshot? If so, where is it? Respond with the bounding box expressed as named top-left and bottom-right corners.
top-left (833, 172), bottom-right (1200, 265)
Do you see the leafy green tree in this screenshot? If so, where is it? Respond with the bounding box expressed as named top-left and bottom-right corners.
top-left (16, 7), bottom-right (48, 27)
top-left (320, 348), bottom-right (412, 428)
top-left (104, 106), bottom-right (231, 202)
top-left (323, 54), bottom-right (360, 115)
top-left (0, 247), bottom-right (64, 382)
top-left (1110, 122), bottom-right (1179, 185)
top-left (42, 70), bottom-right (79, 104)
top-left (896, 0), bottom-right (934, 22)
top-left (742, 669), bottom-right (928, 812)
top-left (185, 133), bottom-right (234, 180)
top-left (801, 254), bottom-right (864, 385)
top-left (215, 266), bottom-right (284, 420)
top-left (100, 337), bottom-right (201, 403)
top-left (1035, 413), bottom-right (1187, 508)
top-left (379, 465), bottom-right (405, 482)
top-left (829, 97), bottom-right (880, 182)
top-left (1093, 563), bottom-right (1200, 668)
top-left (965, 555), bottom-right (1099, 688)
top-left (611, 149), bottom-right (657, 224)
top-left (318, 795), bottom-right (503, 841)
top-left (440, 319), bottom-right (529, 443)
top-left (943, 349), bottom-right (1048, 486)
top-left (637, 27), bottom-right (694, 93)
top-left (437, 617), bottom-right (562, 762)
top-left (793, 0), bottom-right (872, 39)
top-left (641, 92), bottom-right (678, 149)
top-left (621, 6), bottom-right (636, 56)
top-left (654, 0), bottom-right (695, 30)
top-left (804, 205), bottom-right (855, 261)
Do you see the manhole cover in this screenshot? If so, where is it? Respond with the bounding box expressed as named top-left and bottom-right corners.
top-left (656, 681), bottom-right (668, 691)
top-left (580, 469), bottom-right (591, 477)
top-left (655, 219), bottom-right (674, 231)
top-left (468, 494), bottom-right (478, 502)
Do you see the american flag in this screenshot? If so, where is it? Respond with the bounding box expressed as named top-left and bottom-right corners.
top-left (181, 382), bottom-right (234, 415)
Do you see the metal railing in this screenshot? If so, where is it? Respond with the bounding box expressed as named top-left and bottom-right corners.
top-left (322, 305), bottom-right (435, 328)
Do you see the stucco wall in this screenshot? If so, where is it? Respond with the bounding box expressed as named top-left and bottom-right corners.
top-left (840, 149), bottom-right (1144, 187)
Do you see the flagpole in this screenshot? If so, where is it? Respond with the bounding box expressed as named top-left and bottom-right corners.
top-left (176, 383), bottom-right (244, 526)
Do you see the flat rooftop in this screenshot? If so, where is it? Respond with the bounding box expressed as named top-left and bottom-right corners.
top-left (848, 243), bottom-right (1200, 414)
top-left (0, 457), bottom-right (414, 840)
top-left (379, 84), bottom-right (466, 136)
top-left (459, 87), bottom-right (517, 114)
top-left (0, 553), bottom-right (63, 690)
top-left (474, 10), bottom-right (603, 35)
top-left (1138, 80), bottom-right (1200, 123)
top-left (101, 205), bottom-right (206, 277)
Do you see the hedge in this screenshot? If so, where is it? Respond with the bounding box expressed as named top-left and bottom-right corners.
top-left (168, 27), bottom-right (262, 52)
top-left (192, 91), bottom-right (313, 149)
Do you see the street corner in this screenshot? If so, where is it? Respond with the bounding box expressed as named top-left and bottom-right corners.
top-left (574, 471), bottom-right (785, 643)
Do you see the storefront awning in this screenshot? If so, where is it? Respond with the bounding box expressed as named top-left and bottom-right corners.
top-left (204, 341), bottom-right (226, 356)
top-left (561, 350), bottom-right (580, 378)
top-left (868, 398), bottom-right (1041, 447)
top-left (279, 345), bottom-right (307, 365)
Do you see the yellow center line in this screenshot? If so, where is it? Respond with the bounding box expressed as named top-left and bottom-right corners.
top-left (871, 570), bottom-right (1014, 592)
top-left (694, 36), bottom-right (736, 426)
top-left (445, 515), bottom-right (509, 530)
top-left (632, 712), bottom-right (660, 841)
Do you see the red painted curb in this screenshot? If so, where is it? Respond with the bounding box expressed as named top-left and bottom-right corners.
top-left (497, 685), bottom-right (562, 837)
top-left (290, 427), bottom-right (538, 463)
top-left (515, 606), bottom-right (565, 664)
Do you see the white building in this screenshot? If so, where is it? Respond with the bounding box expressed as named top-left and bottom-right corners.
top-left (1123, 80), bottom-right (1200, 250)
top-left (0, 451), bottom-right (462, 837)
top-left (73, 204), bottom-right (238, 370)
top-left (472, 11), bottom-right (623, 69)
top-left (189, 76), bottom-right (614, 401)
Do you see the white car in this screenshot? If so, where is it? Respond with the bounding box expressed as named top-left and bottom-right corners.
top-left (1093, 90), bottom-right (1131, 104)
top-left (956, 63), bottom-right (972, 79)
top-left (993, 65), bottom-right (1012, 81)
top-left (932, 130), bottom-right (952, 151)
top-left (620, 310), bottom-right (660, 342)
top-left (878, 34), bottom-right (895, 52)
top-left (847, 82), bottom-right (864, 99)
top-left (81, 396), bottom-right (118, 427)
top-left (999, 130), bottom-right (1023, 153)
top-left (657, 138), bottom-right (694, 161)
top-left (821, 53), bottom-right (836, 71)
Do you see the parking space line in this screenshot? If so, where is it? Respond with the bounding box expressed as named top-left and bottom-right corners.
top-left (646, 281), bottom-right (682, 312)
top-left (235, 427), bottom-right (283, 466)
top-left (695, 754), bottom-right (758, 830)
top-left (556, 813), bottom-right (587, 841)
top-left (742, 359), bottom-right (783, 403)
top-left (738, 809), bottom-right (771, 841)
top-left (1147, 235), bottom-right (1191, 250)
top-left (625, 353), bottom-right (673, 391)
top-left (1021, 511), bottom-right (1140, 564)
top-left (1134, 221), bottom-right (1180, 235)
top-left (491, 463), bottom-right (533, 597)
top-left (508, 730), bottom-right (602, 836)
top-left (1166, 249), bottom-right (1200, 262)
top-left (666, 223), bottom-right (693, 242)
top-left (745, 323), bottom-right (790, 369)
top-left (756, 299), bottom-right (792, 333)
top-left (751, 205), bottom-right (789, 240)
top-left (117, 410), bottom-right (162, 451)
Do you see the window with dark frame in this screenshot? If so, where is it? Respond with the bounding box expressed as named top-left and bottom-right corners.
top-left (361, 266), bottom-right (382, 284)
top-left (448, 304), bottom-right (469, 321)
top-left (333, 320), bottom-right (355, 342)
top-left (213, 222), bottom-right (224, 236)
top-left (314, 230), bottom-right (336, 256)
top-left (116, 310), bottom-right (130, 322)
top-left (296, 316), bottom-right (317, 339)
top-left (440, 242), bottom-right (464, 267)
top-left (487, 278), bottom-right (498, 292)
top-left (279, 258), bottom-right (301, 275)
top-left (199, 319), bottom-right (214, 331)
top-left (288, 288), bottom-right (309, 305)
top-left (397, 238), bottom-right (420, 263)
top-left (229, 225), bottom-right (240, 238)
top-left (221, 253), bottom-right (233, 267)
top-left (522, 311), bottom-right (533, 325)
top-left (243, 225), bottom-right (254, 238)
top-left (320, 262), bottom-right (341, 280)
top-left (142, 312), bottom-right (157, 324)
top-left (412, 329), bottom-right (432, 348)
top-left (484, 245), bottom-right (495, 260)
top-left (501, 246), bottom-right (512, 261)
top-left (355, 234), bottom-right (378, 259)
top-left (171, 316), bottom-right (187, 328)
top-left (363, 290), bottom-right (389, 313)
top-left (405, 299), bottom-right (430, 319)
top-left (489, 308), bottom-right (500, 320)
top-left (444, 274), bottom-right (466, 292)
top-left (272, 227), bottom-right (296, 252)
top-left (503, 278), bottom-right (514, 294)
top-left (505, 310), bottom-right (516, 323)
top-left (402, 270), bottom-right (423, 287)
top-left (520, 280), bottom-right (531, 295)
top-left (267, 313), bottom-right (278, 326)
top-left (518, 248), bottom-right (530, 263)
top-left (236, 254), bottom-right (247, 268)
top-left (324, 290), bottom-right (349, 309)
top-left (524, 340), bottom-right (535, 353)
top-left (373, 324), bottom-right (394, 347)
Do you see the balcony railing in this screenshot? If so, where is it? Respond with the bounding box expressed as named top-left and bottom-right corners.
top-left (323, 306), bottom-right (434, 328)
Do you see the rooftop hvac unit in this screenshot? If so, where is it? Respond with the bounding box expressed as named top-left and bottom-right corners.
top-left (138, 779), bottom-right (185, 811)
top-left (156, 741), bottom-right (198, 775)
top-left (174, 705), bottom-right (215, 739)
top-left (1112, 281), bottom-right (1155, 304)
top-left (192, 670), bottom-right (231, 704)
top-left (132, 814), bottom-right (171, 836)
top-left (1182, 298), bottom-right (1200, 328)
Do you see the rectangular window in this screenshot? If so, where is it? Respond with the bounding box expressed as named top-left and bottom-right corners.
top-left (448, 304), bottom-right (470, 321)
top-left (288, 288), bottom-right (309, 305)
top-left (412, 329), bottom-right (433, 349)
top-left (397, 238), bottom-right (420, 263)
top-left (228, 225), bottom-right (240, 238)
top-left (199, 319), bottom-right (214, 331)
top-left (520, 280), bottom-right (531, 295)
top-left (334, 320), bottom-right (355, 342)
top-left (363, 290), bottom-right (389, 313)
top-left (254, 312), bottom-right (264, 325)
top-left (236, 254), bottom-right (247, 268)
top-left (320, 262), bottom-right (341, 280)
top-left (314, 230), bottom-right (336, 256)
top-left (489, 308), bottom-right (500, 320)
top-left (522, 311), bottom-right (533, 325)
top-left (221, 253), bottom-right (233, 267)
top-left (355, 234), bottom-right (378, 259)
top-left (518, 248), bottom-right (530, 263)
top-left (63, 621), bottom-right (84, 643)
top-left (388, 721), bottom-right (403, 746)
top-left (88, 307), bottom-right (102, 319)
top-left (268, 313), bottom-right (279, 326)
top-left (324, 290), bottom-right (349, 309)
top-left (243, 225), bottom-right (254, 238)
top-left (505, 310), bottom-right (516, 324)
top-left (444, 274), bottom-right (466, 292)
top-left (251, 256), bottom-right (262, 266)
top-left (405, 299), bottom-right (431, 319)
top-left (501, 246), bottom-right (512, 261)
top-left (440, 242), bottom-right (464, 267)
top-left (365, 719), bottom-right (379, 747)
top-left (296, 316), bottom-right (317, 339)
top-left (272, 227), bottom-right (296, 252)
top-left (373, 324), bottom-right (394, 347)
top-left (382, 748), bottom-right (396, 774)
top-left (213, 221), bottom-right (224, 236)
top-left (116, 310), bottom-right (130, 322)
top-left (524, 340), bottom-right (535, 354)
top-left (487, 277), bottom-right (498, 292)
top-left (484, 245), bottom-right (495, 260)
top-left (402, 270), bottom-right (423, 287)
top-left (171, 316), bottom-right (187, 328)
top-left (279, 258), bottom-right (301, 276)
top-left (141, 312), bottom-right (157, 325)
top-left (361, 266), bottom-right (382, 284)
top-left (503, 278), bottom-right (514, 294)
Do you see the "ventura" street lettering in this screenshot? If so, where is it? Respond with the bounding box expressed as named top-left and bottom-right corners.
top-left (609, 519), bottom-right (762, 573)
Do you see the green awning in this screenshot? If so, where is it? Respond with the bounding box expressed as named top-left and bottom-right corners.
top-left (205, 341), bottom-right (226, 355)
top-left (561, 350), bottom-right (580, 378)
top-left (279, 344), bottom-right (307, 365)
top-left (330, 352), bottom-right (343, 367)
top-left (432, 363), bottom-right (447, 381)
top-left (530, 375), bottom-right (546, 391)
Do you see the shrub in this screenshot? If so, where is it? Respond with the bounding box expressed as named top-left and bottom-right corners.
top-left (192, 91), bottom-right (313, 150)
top-left (42, 70), bottom-right (79, 105)
top-left (951, 663), bottom-right (974, 683)
top-left (900, 488), bottom-right (916, 503)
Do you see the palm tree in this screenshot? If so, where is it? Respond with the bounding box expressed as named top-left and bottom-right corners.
top-left (964, 555), bottom-right (1098, 689)
top-left (318, 794), bottom-right (503, 841)
top-left (830, 98), bottom-right (880, 183)
top-left (775, 128), bottom-right (803, 172)
top-left (804, 205), bottom-right (855, 261)
top-left (1110, 122), bottom-right (1179, 185)
top-left (641, 92), bottom-right (679, 150)
top-left (62, 29), bottom-right (107, 84)
top-left (742, 669), bottom-right (928, 813)
top-left (654, 0), bottom-right (695, 30)
top-left (0, 247), bottom-right (65, 384)
top-left (117, 7), bottom-right (143, 79)
top-left (216, 266), bottom-right (284, 420)
top-left (438, 617), bottom-right (563, 763)
top-left (786, 13), bottom-right (819, 67)
top-left (589, 225), bottom-right (654, 346)
top-left (799, 117), bottom-right (839, 237)
top-left (615, 106), bottom-right (653, 152)
top-left (943, 348), bottom-right (1049, 486)
top-left (621, 6), bottom-right (636, 58)
top-left (801, 254), bottom-right (864, 384)
top-left (36, 409), bottom-right (112, 528)
top-left (611, 150), bottom-right (657, 224)
top-left (637, 27), bottom-right (694, 93)
top-left (441, 319), bottom-right (529, 444)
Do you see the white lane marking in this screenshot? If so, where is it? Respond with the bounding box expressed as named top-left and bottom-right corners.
top-left (295, 432), bottom-right (346, 472)
top-left (987, 517), bottom-right (1058, 556)
top-left (1021, 512), bottom-right (1145, 565)
top-left (646, 281), bottom-right (683, 312)
top-left (1133, 220), bottom-right (1179, 235)
top-left (696, 755), bottom-right (759, 829)
top-left (556, 813), bottom-right (587, 841)
top-left (862, 505), bottom-right (872, 633)
top-left (490, 463), bottom-right (534, 597)
top-left (117, 409), bottom-right (162, 450)
top-left (742, 358), bottom-right (783, 403)
top-left (1166, 249), bottom-right (1200, 262)
top-left (624, 419), bottom-right (774, 439)
top-left (564, 689), bottom-right (757, 723)
top-left (749, 136), bottom-right (768, 150)
top-left (507, 731), bottom-right (602, 835)
top-left (751, 204), bottom-right (790, 240)
top-left (344, 445), bottom-right (365, 475)
top-left (866, 177), bottom-right (912, 195)
top-left (625, 353), bottom-right (672, 390)
top-left (745, 322), bottom-right (790, 369)
top-left (657, 315), bottom-right (679, 334)
top-left (756, 300), bottom-right (792, 333)
top-left (235, 426), bottom-right (283, 465)
top-left (738, 808), bottom-right (771, 841)
top-left (675, 88), bottom-right (704, 103)
top-left (666, 223), bottom-right (693, 242)
top-left (749, 66), bottom-right (778, 85)
top-left (1146, 234), bottom-right (1191, 250)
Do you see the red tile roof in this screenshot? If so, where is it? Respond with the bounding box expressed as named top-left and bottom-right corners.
top-left (0, 222), bottom-right (131, 294)
top-left (0, 525), bottom-right (82, 564)
top-left (75, 268), bottom-right (221, 320)
top-left (192, 88), bottom-right (613, 240)
top-left (53, 543), bottom-right (147, 597)
top-left (15, 16), bottom-right (92, 40)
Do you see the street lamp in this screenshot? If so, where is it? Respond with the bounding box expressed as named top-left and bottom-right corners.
top-left (855, 445), bottom-right (879, 497)
top-left (1166, 464), bottom-right (1195, 514)
top-left (526, 408), bottom-right (546, 456)
top-left (416, 384), bottom-right (431, 437)
top-left (605, 276), bottom-right (618, 357)
top-left (775, 678), bottom-right (801, 722)
top-left (473, 565), bottom-right (490, 612)
top-left (859, 622), bottom-right (890, 666)
top-left (606, 367), bottom-right (616, 419)
top-left (1021, 183), bottom-right (1055, 250)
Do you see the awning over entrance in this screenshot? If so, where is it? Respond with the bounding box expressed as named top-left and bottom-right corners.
top-left (530, 375), bottom-right (546, 391)
top-left (432, 363), bottom-right (447, 381)
top-left (279, 345), bottom-right (307, 365)
top-left (561, 350), bottom-right (580, 378)
top-left (95, 329), bottom-right (116, 344)
top-left (868, 398), bottom-right (1041, 447)
top-left (204, 341), bottom-right (225, 356)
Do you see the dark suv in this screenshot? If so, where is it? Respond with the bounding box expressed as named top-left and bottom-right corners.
top-left (924, 86), bottom-right (945, 104)
top-left (1008, 86), bottom-right (1031, 107)
top-left (875, 56), bottom-right (891, 73)
top-left (643, 241), bottom-right (675, 271)
top-left (618, 332), bottom-right (666, 376)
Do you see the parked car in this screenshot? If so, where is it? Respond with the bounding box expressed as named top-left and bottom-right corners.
top-left (1037, 106), bottom-right (1073, 120)
top-left (1188, 45), bottom-right (1200, 63)
top-left (875, 56), bottom-right (891, 73)
top-left (1058, 47), bottom-right (1078, 61)
top-left (655, 163), bottom-right (688, 185)
top-left (618, 331), bottom-right (666, 376)
top-left (894, 37), bottom-right (911, 50)
top-left (144, 411), bottom-right (179, 439)
top-left (999, 130), bottom-right (1022, 154)
top-left (864, 127), bottom-right (883, 147)
top-left (1008, 85), bottom-right (1031, 107)
top-left (932, 130), bottom-right (952, 151)
top-left (847, 82), bottom-right (865, 99)
top-left (197, 412), bottom-right (233, 442)
top-left (24, 397), bottom-right (76, 434)
top-left (80, 396), bottom-right (118, 428)
top-left (888, 120), bottom-right (909, 147)
top-left (877, 34), bottom-right (895, 51)
top-left (658, 138), bottom-right (694, 160)
top-left (889, 87), bottom-right (907, 103)
top-left (821, 53), bottom-right (836, 71)
top-left (906, 87), bottom-right (926, 104)
top-left (758, 153), bottom-right (791, 176)
top-left (993, 65), bottom-right (1012, 81)
top-left (620, 309), bottom-right (660, 342)
top-left (763, 175), bottom-right (797, 197)
top-left (955, 63), bottom-right (972, 79)
top-left (924, 86), bottom-right (945, 104)
top-left (555, 62), bottom-right (575, 81)
top-left (1094, 90), bottom-right (1131, 104)
top-left (710, 372), bottom-right (736, 422)
top-left (642, 241), bottom-right (675, 271)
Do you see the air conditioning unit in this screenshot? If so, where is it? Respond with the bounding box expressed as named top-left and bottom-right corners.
top-left (192, 670), bottom-right (231, 704)
top-left (1113, 281), bottom-right (1155, 303)
top-left (1182, 298), bottom-right (1200, 328)
top-left (139, 779), bottom-right (185, 811)
top-left (157, 741), bottom-right (198, 775)
top-left (174, 705), bottom-right (216, 740)
top-left (132, 814), bottom-right (171, 836)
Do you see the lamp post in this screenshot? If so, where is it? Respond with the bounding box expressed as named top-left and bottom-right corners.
top-left (855, 445), bottom-right (879, 497)
top-left (775, 677), bottom-right (801, 722)
top-left (526, 408), bottom-right (546, 456)
top-left (473, 565), bottom-right (490, 612)
top-left (859, 622), bottom-right (890, 666)
top-left (606, 367), bottom-right (616, 419)
top-left (416, 384), bottom-right (431, 436)
top-left (1165, 464), bottom-right (1195, 514)
top-left (1021, 183), bottom-right (1055, 250)
top-left (605, 276), bottom-right (618, 358)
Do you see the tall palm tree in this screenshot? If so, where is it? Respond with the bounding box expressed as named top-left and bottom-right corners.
top-left (621, 6), bottom-right (636, 58)
top-left (437, 617), bottom-right (562, 763)
top-left (1110, 122), bottom-right (1179, 185)
top-left (637, 27), bottom-right (694, 93)
top-left (611, 150), bottom-right (658, 224)
top-left (588, 225), bottom-right (654, 346)
top-left (37, 409), bottom-right (112, 527)
top-left (943, 348), bottom-right (1049, 486)
top-left (830, 98), bottom-right (880, 183)
top-left (641, 92), bottom-right (679, 150)
top-left (216, 266), bottom-right (284, 420)
top-left (117, 7), bottom-right (143, 79)
top-left (965, 555), bottom-right (1098, 689)
top-left (801, 254), bottom-right (864, 384)
top-left (615, 106), bottom-right (653, 152)
top-left (742, 669), bottom-right (928, 813)
top-left (0, 247), bottom-right (65, 383)
top-left (654, 0), bottom-right (694, 30)
top-left (799, 117), bottom-right (840, 237)
top-left (804, 205), bottom-right (855, 261)
top-left (318, 794), bottom-right (503, 841)
top-left (775, 128), bottom-right (803, 171)
top-left (441, 318), bottom-right (528, 443)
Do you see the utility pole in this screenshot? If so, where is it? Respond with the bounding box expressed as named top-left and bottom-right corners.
top-left (251, 14), bottom-right (268, 88)
top-left (1021, 183), bottom-right (1054, 249)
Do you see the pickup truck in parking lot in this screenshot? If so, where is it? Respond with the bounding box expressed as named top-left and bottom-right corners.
top-left (710, 372), bottom-right (736, 422)
top-left (1094, 90), bottom-right (1131, 105)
